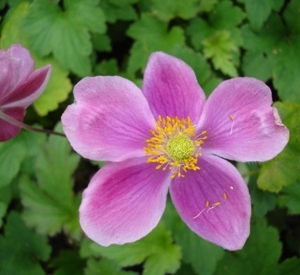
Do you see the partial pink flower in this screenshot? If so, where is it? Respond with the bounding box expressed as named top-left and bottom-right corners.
top-left (62, 52), bottom-right (289, 250)
top-left (0, 44), bottom-right (51, 141)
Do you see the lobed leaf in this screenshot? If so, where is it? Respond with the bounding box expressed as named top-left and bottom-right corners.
top-left (258, 103), bottom-right (300, 192)
top-left (0, 212), bottom-right (51, 275)
top-left (19, 124), bottom-right (81, 239)
top-left (82, 224), bottom-right (181, 275)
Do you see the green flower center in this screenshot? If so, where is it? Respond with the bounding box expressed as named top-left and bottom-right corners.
top-left (166, 134), bottom-right (194, 161)
top-left (144, 116), bottom-right (207, 178)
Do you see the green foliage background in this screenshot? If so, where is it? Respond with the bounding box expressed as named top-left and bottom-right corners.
top-left (0, 0), bottom-right (300, 274)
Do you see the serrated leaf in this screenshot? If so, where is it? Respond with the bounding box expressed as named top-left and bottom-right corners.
top-left (33, 57), bottom-right (72, 116)
top-left (151, 0), bottom-right (199, 21)
top-left (23, 0), bottom-right (92, 76)
top-left (0, 202), bottom-right (7, 228)
top-left (251, 184), bottom-right (277, 217)
top-left (278, 258), bottom-right (300, 275)
top-left (163, 200), bottom-right (224, 275)
top-left (92, 33), bottom-right (111, 52)
top-left (8, 0), bottom-right (31, 7)
top-left (0, 2), bottom-right (72, 116)
top-left (94, 59), bottom-right (119, 76)
top-left (0, 212), bottom-right (51, 275)
top-left (241, 8), bottom-right (300, 103)
top-left (127, 13), bottom-right (185, 73)
top-left (49, 250), bottom-right (85, 275)
top-left (278, 182), bottom-right (300, 214)
top-left (19, 124), bottom-right (81, 238)
top-left (0, 140), bottom-right (25, 186)
top-left (243, 0), bottom-right (274, 31)
top-left (242, 50), bottom-right (272, 81)
top-left (64, 0), bottom-right (106, 34)
top-left (0, 130), bottom-right (31, 188)
top-left (100, 0), bottom-right (138, 23)
top-left (203, 31), bottom-right (238, 76)
top-left (83, 224), bottom-right (181, 275)
top-left (257, 103), bottom-right (300, 192)
top-left (215, 218), bottom-right (282, 275)
top-left (209, 0), bottom-right (245, 30)
top-left (169, 46), bottom-right (222, 96)
top-left (187, 18), bottom-right (212, 51)
top-left (199, 0), bottom-right (218, 12)
top-left (85, 258), bottom-right (138, 275)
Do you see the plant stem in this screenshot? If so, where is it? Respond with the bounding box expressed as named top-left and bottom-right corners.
top-left (0, 110), bottom-right (65, 137)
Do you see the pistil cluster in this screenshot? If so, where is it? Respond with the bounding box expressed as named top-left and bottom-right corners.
top-left (144, 116), bottom-right (207, 178)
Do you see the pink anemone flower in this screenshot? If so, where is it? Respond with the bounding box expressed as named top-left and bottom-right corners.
top-left (62, 52), bottom-right (289, 250)
top-left (0, 44), bottom-right (51, 141)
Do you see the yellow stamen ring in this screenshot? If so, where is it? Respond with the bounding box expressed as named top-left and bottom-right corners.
top-left (144, 116), bottom-right (207, 178)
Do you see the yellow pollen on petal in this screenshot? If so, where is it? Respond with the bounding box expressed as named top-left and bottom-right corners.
top-left (144, 116), bottom-right (207, 178)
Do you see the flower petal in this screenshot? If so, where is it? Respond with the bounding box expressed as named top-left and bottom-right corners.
top-left (143, 52), bottom-right (205, 123)
top-left (170, 155), bottom-right (251, 251)
top-left (0, 50), bottom-right (13, 101)
top-left (2, 65), bottom-right (52, 108)
top-left (197, 77), bottom-right (289, 162)
top-left (62, 76), bottom-right (155, 162)
top-left (7, 44), bottom-right (35, 89)
top-left (0, 45), bottom-right (35, 101)
top-left (0, 107), bottom-right (25, 141)
top-left (80, 157), bottom-right (171, 246)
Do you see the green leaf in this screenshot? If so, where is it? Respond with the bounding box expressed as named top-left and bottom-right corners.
top-left (242, 50), bottom-right (272, 81)
top-left (202, 31), bottom-right (238, 76)
top-left (0, 202), bottom-right (7, 228)
top-left (215, 218), bottom-right (282, 275)
top-left (251, 183), bottom-right (277, 217)
top-left (23, 0), bottom-right (92, 76)
top-left (0, 128), bottom-right (43, 188)
top-left (151, 0), bottom-right (199, 21)
top-left (0, 212), bottom-right (51, 275)
top-left (199, 0), bottom-right (218, 12)
top-left (209, 0), bottom-right (245, 31)
top-left (257, 103), bottom-right (300, 192)
top-left (8, 0), bottom-right (31, 8)
top-left (186, 18), bottom-right (212, 51)
top-left (242, 9), bottom-right (300, 103)
top-left (49, 250), bottom-right (85, 275)
top-left (94, 59), bottom-right (119, 76)
top-left (0, 2), bottom-right (72, 116)
top-left (163, 201), bottom-right (224, 275)
top-left (92, 33), bottom-right (111, 52)
top-left (19, 124), bottom-right (81, 239)
top-left (126, 13), bottom-right (185, 73)
top-left (85, 258), bottom-right (138, 275)
top-left (0, 132), bottom-right (27, 188)
top-left (64, 0), bottom-right (106, 34)
top-left (243, 0), bottom-right (274, 31)
top-left (0, 176), bottom-right (15, 228)
top-left (100, 0), bottom-right (138, 23)
top-left (82, 224), bottom-right (181, 275)
top-left (33, 57), bottom-right (72, 116)
top-left (278, 258), bottom-right (300, 275)
top-left (278, 182), bottom-right (300, 214)
top-left (169, 46), bottom-right (222, 97)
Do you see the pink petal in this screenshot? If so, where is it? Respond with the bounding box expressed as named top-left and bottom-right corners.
top-left (0, 50), bottom-right (13, 101)
top-left (170, 155), bottom-right (251, 251)
top-left (143, 52), bottom-right (205, 123)
top-left (3, 65), bottom-right (52, 108)
top-left (0, 107), bottom-right (25, 141)
top-left (0, 45), bottom-right (35, 102)
top-left (197, 77), bottom-right (289, 162)
top-left (7, 44), bottom-right (35, 89)
top-left (80, 157), bottom-right (171, 246)
top-left (62, 76), bottom-right (155, 162)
